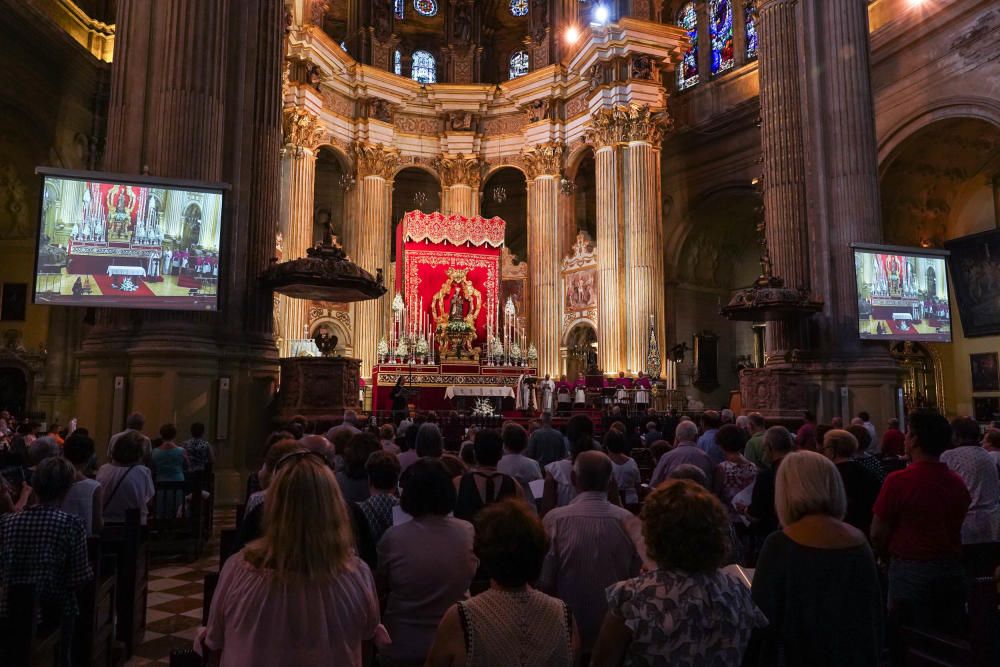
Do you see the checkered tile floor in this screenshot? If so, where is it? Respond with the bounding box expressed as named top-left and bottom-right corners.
top-left (124, 513), bottom-right (231, 666)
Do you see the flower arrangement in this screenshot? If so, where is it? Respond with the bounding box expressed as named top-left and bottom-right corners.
top-left (377, 337), bottom-right (389, 357)
top-left (527, 343), bottom-right (538, 362)
top-left (118, 277), bottom-right (139, 292)
top-left (445, 320), bottom-right (473, 333)
top-left (394, 340), bottom-right (409, 358)
top-left (471, 398), bottom-right (495, 417)
top-left (510, 341), bottom-right (522, 360)
top-left (490, 336), bottom-right (504, 358)
top-left (415, 337), bottom-right (429, 355)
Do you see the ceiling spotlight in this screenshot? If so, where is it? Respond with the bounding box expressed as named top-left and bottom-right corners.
top-left (565, 26), bottom-right (580, 44)
top-left (593, 5), bottom-right (609, 24)
top-left (907, 0), bottom-right (926, 6)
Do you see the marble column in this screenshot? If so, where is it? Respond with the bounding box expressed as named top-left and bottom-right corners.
top-left (276, 107), bottom-right (322, 357)
top-left (592, 142), bottom-right (622, 374)
top-left (758, 0), bottom-right (810, 359)
top-left (805, 0), bottom-right (883, 348)
top-left (622, 137), bottom-right (665, 374)
top-left (523, 142), bottom-right (565, 377)
top-left (434, 154), bottom-right (482, 218)
top-left (350, 142), bottom-right (398, 380)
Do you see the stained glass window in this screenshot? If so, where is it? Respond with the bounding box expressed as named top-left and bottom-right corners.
top-left (745, 0), bottom-right (758, 61)
top-left (414, 0), bottom-right (437, 17)
top-left (411, 50), bottom-right (436, 84)
top-left (677, 3), bottom-right (699, 90)
top-left (509, 50), bottom-right (529, 79)
top-left (394, 49), bottom-right (402, 75)
top-left (510, 0), bottom-right (528, 17)
top-left (395, 0), bottom-right (404, 20)
top-left (710, 0), bottom-right (734, 75)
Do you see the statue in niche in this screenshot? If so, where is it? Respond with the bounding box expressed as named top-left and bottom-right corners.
top-left (449, 111), bottom-right (474, 131)
top-left (527, 98), bottom-right (550, 123)
top-left (306, 64), bottom-right (322, 92)
top-left (454, 3), bottom-right (472, 43)
top-left (369, 98), bottom-right (393, 123)
top-left (632, 54), bottom-right (653, 80)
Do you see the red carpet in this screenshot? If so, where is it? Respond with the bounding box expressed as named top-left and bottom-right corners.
top-left (177, 275), bottom-right (202, 288)
top-left (91, 274), bottom-right (155, 297)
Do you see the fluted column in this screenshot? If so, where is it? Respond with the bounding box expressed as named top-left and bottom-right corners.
top-left (806, 0), bottom-right (883, 348)
top-left (276, 107), bottom-right (322, 357)
top-left (350, 142), bottom-right (399, 379)
top-left (622, 139), bottom-right (665, 374)
top-left (434, 154), bottom-right (482, 218)
top-left (593, 144), bottom-right (621, 373)
top-left (759, 0), bottom-right (810, 359)
top-left (523, 142), bottom-right (564, 377)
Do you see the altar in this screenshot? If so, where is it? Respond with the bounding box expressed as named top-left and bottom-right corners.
top-left (371, 211), bottom-right (537, 414)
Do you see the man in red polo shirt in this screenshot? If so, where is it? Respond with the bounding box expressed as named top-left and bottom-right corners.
top-left (871, 411), bottom-right (971, 641)
top-left (880, 418), bottom-right (905, 458)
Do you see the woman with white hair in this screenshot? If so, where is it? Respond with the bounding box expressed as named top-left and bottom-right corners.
top-left (751, 451), bottom-right (882, 666)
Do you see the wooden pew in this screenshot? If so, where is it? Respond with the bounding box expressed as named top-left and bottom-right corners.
top-left (73, 536), bottom-right (117, 667)
top-left (100, 508), bottom-right (148, 658)
top-left (147, 476), bottom-right (207, 560)
top-left (0, 583), bottom-right (60, 667)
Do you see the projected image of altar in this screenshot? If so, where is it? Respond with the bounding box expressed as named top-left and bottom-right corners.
top-left (371, 211), bottom-right (536, 413)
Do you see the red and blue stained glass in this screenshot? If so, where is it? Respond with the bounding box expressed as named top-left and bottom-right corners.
top-left (509, 51), bottom-right (529, 79)
top-left (395, 0), bottom-right (404, 20)
top-left (510, 0), bottom-right (528, 17)
top-left (745, 1), bottom-right (759, 61)
top-left (414, 0), bottom-right (438, 17)
top-left (710, 0), bottom-right (735, 75)
top-left (677, 3), bottom-right (699, 90)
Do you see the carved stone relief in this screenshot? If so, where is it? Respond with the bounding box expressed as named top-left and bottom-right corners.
top-left (0, 161), bottom-right (31, 240)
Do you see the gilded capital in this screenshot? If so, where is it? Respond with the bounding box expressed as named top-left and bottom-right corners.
top-left (586, 104), bottom-right (671, 148)
top-left (521, 141), bottom-right (565, 179)
top-left (433, 153), bottom-right (483, 188)
top-left (282, 106), bottom-right (326, 154)
top-left (352, 141), bottom-right (400, 180)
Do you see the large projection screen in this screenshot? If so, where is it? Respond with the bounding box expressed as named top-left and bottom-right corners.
top-left (853, 243), bottom-right (951, 343)
top-left (33, 168), bottom-right (226, 312)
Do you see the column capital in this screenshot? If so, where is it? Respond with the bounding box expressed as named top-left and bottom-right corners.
top-left (585, 104), bottom-right (671, 148)
top-left (433, 153), bottom-right (484, 188)
top-left (521, 141), bottom-right (565, 179)
top-left (352, 141), bottom-right (400, 179)
top-left (282, 106), bottom-right (326, 156)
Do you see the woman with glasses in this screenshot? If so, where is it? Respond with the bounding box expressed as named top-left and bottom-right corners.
top-left (198, 449), bottom-right (386, 666)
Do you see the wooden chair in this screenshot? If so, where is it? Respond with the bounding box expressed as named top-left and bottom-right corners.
top-left (147, 477), bottom-right (207, 560)
top-left (73, 537), bottom-right (117, 667)
top-left (0, 583), bottom-right (60, 667)
top-left (100, 509), bottom-right (148, 658)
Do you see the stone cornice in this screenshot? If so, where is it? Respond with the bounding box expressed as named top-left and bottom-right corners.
top-left (521, 141), bottom-right (566, 179)
top-left (586, 104), bottom-right (671, 148)
top-left (352, 142), bottom-right (400, 179)
top-left (433, 154), bottom-right (484, 188)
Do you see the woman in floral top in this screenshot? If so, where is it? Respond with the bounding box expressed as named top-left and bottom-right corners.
top-left (713, 424), bottom-right (758, 520)
top-left (591, 479), bottom-right (767, 667)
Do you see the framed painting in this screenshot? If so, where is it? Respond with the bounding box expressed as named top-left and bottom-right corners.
top-left (973, 396), bottom-right (999, 423)
top-left (970, 352), bottom-right (1000, 392)
top-left (945, 229), bottom-right (1000, 337)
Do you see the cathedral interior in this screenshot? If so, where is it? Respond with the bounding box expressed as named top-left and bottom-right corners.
top-left (1, 0), bottom-right (999, 500)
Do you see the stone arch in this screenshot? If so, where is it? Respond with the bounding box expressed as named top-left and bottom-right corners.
top-left (315, 142), bottom-right (353, 171)
top-left (391, 162), bottom-right (440, 182)
top-left (563, 143), bottom-right (595, 181)
top-left (482, 162), bottom-right (528, 183)
top-left (308, 316), bottom-right (353, 352)
top-left (878, 98), bottom-right (1000, 173)
top-left (481, 166), bottom-right (528, 260)
top-left (0, 357), bottom-right (32, 416)
top-left (562, 319), bottom-right (598, 379)
top-left (667, 183), bottom-right (759, 281)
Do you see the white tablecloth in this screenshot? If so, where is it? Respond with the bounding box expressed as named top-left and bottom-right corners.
top-left (107, 265), bottom-right (147, 277)
top-left (444, 386), bottom-right (515, 400)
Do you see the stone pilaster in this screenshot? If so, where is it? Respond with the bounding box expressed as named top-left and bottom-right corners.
top-left (350, 142), bottom-right (398, 380)
top-left (591, 140), bottom-right (621, 375)
top-left (758, 0), bottom-right (810, 359)
top-left (434, 153), bottom-right (482, 218)
top-left (522, 142), bottom-right (565, 377)
top-left (276, 106), bottom-right (323, 357)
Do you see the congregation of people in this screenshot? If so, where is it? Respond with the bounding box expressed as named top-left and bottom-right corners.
top-left (1, 403), bottom-right (999, 666)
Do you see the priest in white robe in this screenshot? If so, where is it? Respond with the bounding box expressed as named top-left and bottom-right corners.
top-left (539, 374), bottom-right (555, 414)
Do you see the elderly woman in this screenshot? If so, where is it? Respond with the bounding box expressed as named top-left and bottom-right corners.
top-left (820, 429), bottom-right (882, 536)
top-left (198, 450), bottom-right (385, 666)
top-left (591, 480), bottom-right (766, 667)
top-left (751, 451), bottom-right (882, 666)
top-left (96, 431), bottom-right (155, 525)
top-left (377, 458), bottom-right (478, 666)
top-left (425, 499), bottom-right (579, 666)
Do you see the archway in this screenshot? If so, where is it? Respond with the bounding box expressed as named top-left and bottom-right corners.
top-left (313, 146), bottom-right (349, 246)
top-left (181, 203), bottom-right (202, 248)
top-left (879, 116), bottom-right (1000, 416)
top-left (309, 318), bottom-right (352, 356)
top-left (564, 321), bottom-right (598, 380)
top-left (0, 366), bottom-right (28, 415)
top-left (391, 167), bottom-right (441, 261)
top-left (481, 167), bottom-right (528, 261)
top-left (571, 150), bottom-right (596, 254)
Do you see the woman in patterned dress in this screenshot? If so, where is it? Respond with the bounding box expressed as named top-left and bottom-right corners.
top-left (591, 479), bottom-right (767, 666)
